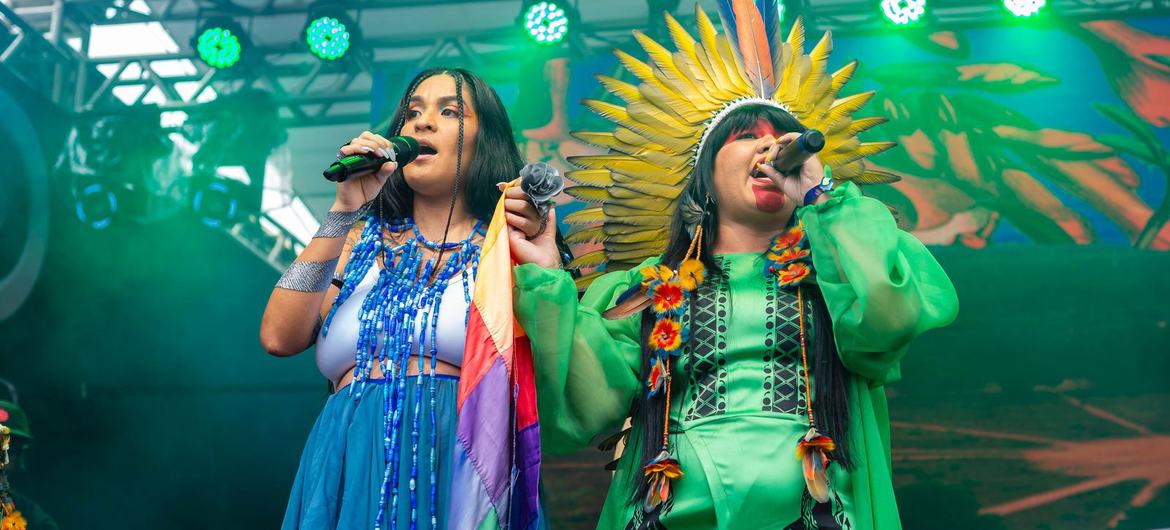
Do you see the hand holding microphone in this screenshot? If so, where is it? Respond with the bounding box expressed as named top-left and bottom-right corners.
top-left (328, 132), bottom-right (419, 211)
top-left (752, 129), bottom-right (824, 178)
top-left (752, 129), bottom-right (831, 206)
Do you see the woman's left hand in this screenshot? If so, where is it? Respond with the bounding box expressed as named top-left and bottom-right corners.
top-left (754, 132), bottom-right (828, 207)
top-left (502, 185), bottom-right (562, 268)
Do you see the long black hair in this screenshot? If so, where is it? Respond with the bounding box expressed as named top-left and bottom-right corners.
top-left (628, 103), bottom-right (854, 510)
top-left (376, 67), bottom-right (522, 223)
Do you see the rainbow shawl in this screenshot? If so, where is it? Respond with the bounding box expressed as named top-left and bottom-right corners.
top-left (447, 180), bottom-right (544, 530)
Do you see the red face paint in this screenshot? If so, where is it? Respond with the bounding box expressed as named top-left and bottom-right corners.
top-left (722, 118), bottom-right (782, 149)
top-left (751, 185), bottom-right (786, 212)
top-left (724, 118), bottom-right (787, 213)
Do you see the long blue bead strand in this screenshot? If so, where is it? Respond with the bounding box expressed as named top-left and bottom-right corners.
top-left (340, 217), bottom-right (481, 530)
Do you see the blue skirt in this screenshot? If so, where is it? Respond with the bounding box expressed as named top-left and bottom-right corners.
top-left (282, 374), bottom-right (459, 530)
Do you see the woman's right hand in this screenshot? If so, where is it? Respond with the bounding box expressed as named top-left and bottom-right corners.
top-left (333, 131), bottom-right (400, 211)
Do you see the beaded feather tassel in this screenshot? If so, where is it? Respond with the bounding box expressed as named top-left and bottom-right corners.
top-left (613, 227), bottom-right (706, 530)
top-left (765, 224), bottom-right (835, 504)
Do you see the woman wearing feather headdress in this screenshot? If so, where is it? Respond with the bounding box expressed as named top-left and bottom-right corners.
top-left (503, 2), bottom-right (958, 529)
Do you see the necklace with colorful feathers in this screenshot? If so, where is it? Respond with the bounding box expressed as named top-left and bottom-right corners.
top-left (766, 221), bottom-right (836, 505)
top-left (603, 221), bottom-right (836, 526)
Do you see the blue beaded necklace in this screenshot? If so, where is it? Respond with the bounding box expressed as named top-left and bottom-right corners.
top-left (322, 213), bottom-right (482, 530)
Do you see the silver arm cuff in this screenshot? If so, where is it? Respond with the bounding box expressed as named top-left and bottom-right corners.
top-left (314, 208), bottom-right (364, 238)
top-left (276, 258), bottom-right (339, 292)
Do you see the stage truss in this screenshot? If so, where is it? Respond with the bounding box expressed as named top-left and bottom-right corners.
top-left (2, 0), bottom-right (1168, 271)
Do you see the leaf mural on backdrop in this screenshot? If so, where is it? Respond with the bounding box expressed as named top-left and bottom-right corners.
top-left (870, 91), bottom-right (1095, 246)
top-left (1073, 21), bottom-right (1170, 127)
top-left (870, 22), bottom-right (1170, 249)
top-left (1090, 103), bottom-right (1170, 248)
top-left (868, 63), bottom-right (1058, 93)
top-left (1068, 23), bottom-right (1170, 248)
top-left (905, 30), bottom-right (972, 59)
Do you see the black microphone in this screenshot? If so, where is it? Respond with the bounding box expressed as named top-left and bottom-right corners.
top-left (323, 136), bottom-right (420, 182)
top-left (753, 129), bottom-right (825, 179)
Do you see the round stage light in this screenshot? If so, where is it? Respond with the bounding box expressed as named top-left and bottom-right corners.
top-left (306, 15), bottom-right (351, 60)
top-left (524, 1), bottom-right (569, 45)
top-left (196, 26), bottom-right (242, 69)
top-left (192, 180), bottom-right (240, 228)
top-left (1004, 0), bottom-right (1046, 17)
top-left (881, 0), bottom-right (927, 25)
top-left (75, 182), bottom-right (117, 230)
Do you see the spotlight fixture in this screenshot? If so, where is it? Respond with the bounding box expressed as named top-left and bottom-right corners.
top-left (73, 179), bottom-right (118, 230)
top-left (520, 0), bottom-right (571, 45)
top-left (190, 172), bottom-right (244, 228)
top-left (1004, 0), bottom-right (1046, 17)
top-left (881, 0), bottom-right (927, 25)
top-left (304, 7), bottom-right (360, 61)
top-left (194, 16), bottom-right (249, 69)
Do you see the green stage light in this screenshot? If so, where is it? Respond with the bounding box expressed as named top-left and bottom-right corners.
top-left (196, 26), bottom-right (242, 69)
top-left (523, 1), bottom-right (569, 45)
top-left (881, 0), bottom-right (926, 25)
top-left (1004, 0), bottom-right (1046, 17)
top-left (306, 15), bottom-right (351, 60)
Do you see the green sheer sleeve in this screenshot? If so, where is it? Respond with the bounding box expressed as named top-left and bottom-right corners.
top-left (512, 261), bottom-right (651, 454)
top-left (797, 181), bottom-right (959, 384)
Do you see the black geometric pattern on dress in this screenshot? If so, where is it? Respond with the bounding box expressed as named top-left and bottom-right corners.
top-left (683, 257), bottom-right (728, 421)
top-left (831, 488), bottom-right (852, 530)
top-left (783, 487), bottom-right (848, 530)
top-left (763, 280), bottom-right (808, 415)
top-left (625, 505), bottom-right (643, 530)
top-left (625, 499), bottom-right (670, 530)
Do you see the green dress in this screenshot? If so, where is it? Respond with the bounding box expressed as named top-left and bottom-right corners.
top-left (513, 182), bottom-right (959, 530)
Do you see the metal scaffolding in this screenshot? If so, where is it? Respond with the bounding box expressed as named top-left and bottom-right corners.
top-left (3, 0), bottom-right (1168, 273)
top-left (4, 0), bottom-right (1169, 128)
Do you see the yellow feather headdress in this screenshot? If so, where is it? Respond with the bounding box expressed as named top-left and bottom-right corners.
top-left (565, 2), bottom-right (898, 276)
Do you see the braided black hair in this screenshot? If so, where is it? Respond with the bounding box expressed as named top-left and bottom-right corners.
top-left (430, 73), bottom-right (466, 273)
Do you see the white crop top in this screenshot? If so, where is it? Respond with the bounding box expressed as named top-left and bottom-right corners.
top-left (314, 265), bottom-right (472, 385)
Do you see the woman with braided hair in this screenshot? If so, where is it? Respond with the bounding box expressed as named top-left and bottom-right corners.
top-left (506, 5), bottom-right (958, 530)
top-left (261, 68), bottom-right (548, 530)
